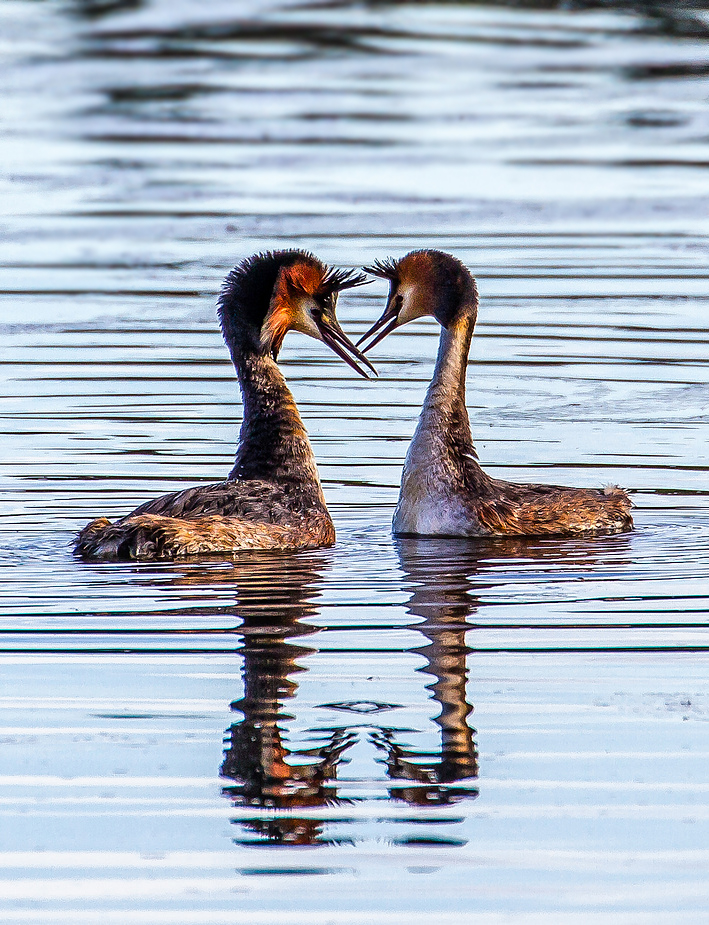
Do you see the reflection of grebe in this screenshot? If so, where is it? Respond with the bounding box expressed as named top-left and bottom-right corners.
top-left (371, 537), bottom-right (479, 806)
top-left (360, 250), bottom-right (633, 538)
top-left (75, 251), bottom-right (372, 561)
top-left (219, 552), bottom-right (352, 846)
top-left (218, 542), bottom-right (482, 843)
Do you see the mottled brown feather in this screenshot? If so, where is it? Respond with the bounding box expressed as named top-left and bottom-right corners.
top-left (76, 512), bottom-right (335, 561)
top-left (475, 484), bottom-right (633, 537)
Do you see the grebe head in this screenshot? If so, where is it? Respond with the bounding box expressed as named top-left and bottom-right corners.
top-left (358, 249), bottom-right (478, 352)
top-left (218, 250), bottom-right (375, 377)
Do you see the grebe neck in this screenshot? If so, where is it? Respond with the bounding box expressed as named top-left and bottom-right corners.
top-left (229, 350), bottom-right (321, 494)
top-left (394, 308), bottom-right (491, 534)
top-left (419, 313), bottom-right (475, 450)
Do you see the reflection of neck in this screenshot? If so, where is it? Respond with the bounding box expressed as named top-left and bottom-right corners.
top-left (412, 581), bottom-right (478, 781)
top-left (225, 635), bottom-right (304, 783)
top-left (417, 630), bottom-right (477, 780)
top-left (221, 603), bottom-right (317, 792)
top-left (228, 349), bottom-right (323, 499)
top-left (221, 614), bottom-right (342, 844)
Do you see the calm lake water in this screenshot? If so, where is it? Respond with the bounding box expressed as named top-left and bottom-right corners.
top-left (1, 0), bottom-right (709, 922)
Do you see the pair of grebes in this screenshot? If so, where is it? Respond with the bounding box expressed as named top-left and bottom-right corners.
top-left (75, 249), bottom-right (633, 561)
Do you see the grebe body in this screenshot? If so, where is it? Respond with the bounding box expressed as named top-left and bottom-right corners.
top-left (75, 250), bottom-right (372, 561)
top-left (360, 250), bottom-right (632, 538)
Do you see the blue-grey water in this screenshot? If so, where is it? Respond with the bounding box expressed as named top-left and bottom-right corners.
top-left (1, 1), bottom-right (709, 922)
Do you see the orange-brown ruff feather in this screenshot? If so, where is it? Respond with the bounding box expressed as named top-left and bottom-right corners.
top-left (361, 249), bottom-right (633, 538)
top-left (264, 261), bottom-right (335, 356)
top-left (75, 250), bottom-right (368, 561)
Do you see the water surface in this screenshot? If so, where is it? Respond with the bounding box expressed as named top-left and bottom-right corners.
top-left (1, 1), bottom-right (708, 921)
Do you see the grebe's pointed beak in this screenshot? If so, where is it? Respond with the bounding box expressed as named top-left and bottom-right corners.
top-left (357, 300), bottom-right (400, 354)
top-left (317, 313), bottom-right (378, 379)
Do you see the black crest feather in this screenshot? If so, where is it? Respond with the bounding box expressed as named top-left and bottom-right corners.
top-left (320, 266), bottom-right (370, 294)
top-left (218, 249), bottom-right (316, 335)
top-left (362, 257), bottom-right (400, 281)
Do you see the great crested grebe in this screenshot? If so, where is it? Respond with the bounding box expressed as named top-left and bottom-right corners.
top-left (75, 250), bottom-right (374, 561)
top-left (359, 249), bottom-right (633, 538)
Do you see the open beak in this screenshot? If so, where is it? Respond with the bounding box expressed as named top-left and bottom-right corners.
top-left (356, 300), bottom-right (400, 354)
top-left (317, 314), bottom-right (378, 379)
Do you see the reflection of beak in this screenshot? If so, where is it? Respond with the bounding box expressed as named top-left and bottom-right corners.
top-left (317, 314), bottom-right (378, 379)
top-left (356, 300), bottom-right (400, 353)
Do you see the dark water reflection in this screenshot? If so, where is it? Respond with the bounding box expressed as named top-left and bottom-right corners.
top-left (216, 532), bottom-right (646, 851)
top-left (220, 544), bottom-right (484, 848)
top-left (219, 554), bottom-right (341, 848)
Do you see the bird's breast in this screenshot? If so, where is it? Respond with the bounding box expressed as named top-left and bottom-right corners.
top-left (393, 492), bottom-right (480, 537)
top-left (393, 453), bottom-right (483, 537)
